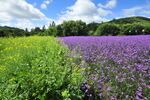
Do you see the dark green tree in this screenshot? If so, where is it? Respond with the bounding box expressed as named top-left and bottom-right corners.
top-left (42, 25), bottom-right (46, 32)
top-left (31, 27), bottom-right (42, 35)
top-left (25, 28), bottom-right (30, 36)
top-left (121, 24), bottom-right (144, 35)
top-left (95, 23), bottom-right (120, 36)
top-left (142, 25), bottom-right (150, 35)
top-left (56, 25), bottom-right (64, 37)
top-left (61, 20), bottom-right (87, 36)
top-left (86, 22), bottom-right (99, 35)
top-left (45, 26), bottom-right (57, 36)
top-left (52, 21), bottom-right (56, 27)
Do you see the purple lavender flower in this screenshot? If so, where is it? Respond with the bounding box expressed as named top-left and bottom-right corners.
top-left (85, 84), bottom-right (91, 88)
top-left (87, 94), bottom-right (93, 97)
top-left (106, 87), bottom-right (112, 91)
top-left (99, 93), bottom-right (103, 97)
top-left (125, 95), bottom-right (129, 98)
top-left (60, 35), bottom-right (150, 99)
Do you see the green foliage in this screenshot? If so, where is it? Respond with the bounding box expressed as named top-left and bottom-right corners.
top-left (0, 36), bottom-right (85, 99)
top-left (45, 26), bottom-right (57, 36)
top-left (109, 16), bottom-right (150, 24)
top-left (121, 23), bottom-right (145, 35)
top-left (61, 20), bottom-right (87, 36)
top-left (56, 25), bottom-right (64, 37)
top-left (86, 22), bottom-right (99, 35)
top-left (0, 28), bottom-right (25, 37)
top-left (0, 16), bottom-right (150, 37)
top-left (142, 25), bottom-right (150, 35)
top-left (30, 27), bottom-right (43, 36)
top-left (95, 23), bottom-right (120, 36)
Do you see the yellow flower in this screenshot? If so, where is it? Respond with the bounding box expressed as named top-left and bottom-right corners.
top-left (8, 56), bottom-right (13, 60)
top-left (9, 77), bottom-right (16, 83)
top-left (0, 66), bottom-right (6, 71)
top-left (32, 93), bottom-right (36, 96)
top-left (80, 67), bottom-right (85, 71)
top-left (61, 90), bottom-right (70, 97)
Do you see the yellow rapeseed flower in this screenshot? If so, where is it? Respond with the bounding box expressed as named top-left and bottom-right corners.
top-left (0, 66), bottom-right (6, 71)
top-left (62, 90), bottom-right (69, 97)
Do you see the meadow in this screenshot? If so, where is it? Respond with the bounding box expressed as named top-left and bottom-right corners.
top-left (0, 35), bottom-right (150, 100)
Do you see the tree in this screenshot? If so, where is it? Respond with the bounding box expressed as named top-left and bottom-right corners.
top-left (52, 21), bottom-right (56, 27)
top-left (45, 26), bottom-right (57, 36)
top-left (42, 25), bottom-right (46, 32)
top-left (25, 28), bottom-right (30, 36)
top-left (49, 21), bottom-right (56, 28)
top-left (86, 22), bottom-right (99, 35)
top-left (121, 24), bottom-right (144, 35)
top-left (61, 20), bottom-right (87, 36)
top-left (31, 27), bottom-right (42, 35)
top-left (56, 25), bottom-right (64, 37)
top-left (95, 23), bottom-right (120, 36)
top-left (0, 28), bottom-right (25, 37)
top-left (143, 26), bottom-right (150, 35)
top-left (0, 29), bottom-right (6, 37)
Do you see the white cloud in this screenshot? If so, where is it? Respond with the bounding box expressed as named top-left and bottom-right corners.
top-left (122, 3), bottom-right (150, 18)
top-left (142, 10), bottom-right (150, 14)
top-left (41, 4), bottom-right (47, 9)
top-left (56, 0), bottom-right (112, 24)
top-left (98, 0), bottom-right (117, 9)
top-left (0, 0), bottom-right (46, 20)
top-left (123, 7), bottom-right (143, 16)
top-left (0, 0), bottom-right (54, 29)
top-left (41, 0), bottom-right (53, 9)
top-left (0, 19), bottom-right (34, 30)
top-left (0, 18), bottom-right (53, 30)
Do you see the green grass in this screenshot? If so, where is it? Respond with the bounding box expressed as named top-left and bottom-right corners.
top-left (0, 36), bottom-right (85, 100)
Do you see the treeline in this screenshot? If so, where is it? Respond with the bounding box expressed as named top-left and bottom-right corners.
top-left (0, 27), bottom-right (26, 37)
top-left (0, 18), bottom-right (150, 37)
top-left (94, 23), bottom-right (150, 36)
top-left (31, 20), bottom-right (150, 36)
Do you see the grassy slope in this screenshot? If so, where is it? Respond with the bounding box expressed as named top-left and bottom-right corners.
top-left (108, 16), bottom-right (150, 24)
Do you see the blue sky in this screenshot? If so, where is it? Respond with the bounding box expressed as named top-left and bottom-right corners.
top-left (0, 0), bottom-right (150, 29)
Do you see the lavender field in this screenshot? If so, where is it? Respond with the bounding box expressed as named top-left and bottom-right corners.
top-left (60, 35), bottom-right (150, 100)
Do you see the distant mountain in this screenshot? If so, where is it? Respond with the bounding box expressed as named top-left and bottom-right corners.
top-left (0, 26), bottom-right (20, 29)
top-left (108, 16), bottom-right (150, 24)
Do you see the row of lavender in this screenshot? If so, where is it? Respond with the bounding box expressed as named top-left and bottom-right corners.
top-left (60, 35), bottom-right (150, 100)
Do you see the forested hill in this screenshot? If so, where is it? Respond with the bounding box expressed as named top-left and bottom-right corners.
top-left (0, 26), bottom-right (17, 29)
top-left (0, 26), bottom-right (26, 37)
top-left (108, 16), bottom-right (150, 24)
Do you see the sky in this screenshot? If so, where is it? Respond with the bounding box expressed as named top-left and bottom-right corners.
top-left (0, 0), bottom-right (150, 29)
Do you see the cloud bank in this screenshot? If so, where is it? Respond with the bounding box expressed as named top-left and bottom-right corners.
top-left (0, 0), bottom-right (46, 20)
top-left (57, 0), bottom-right (116, 24)
top-left (0, 0), bottom-right (52, 29)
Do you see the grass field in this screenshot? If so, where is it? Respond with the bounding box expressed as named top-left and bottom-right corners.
top-left (0, 35), bottom-right (150, 100)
